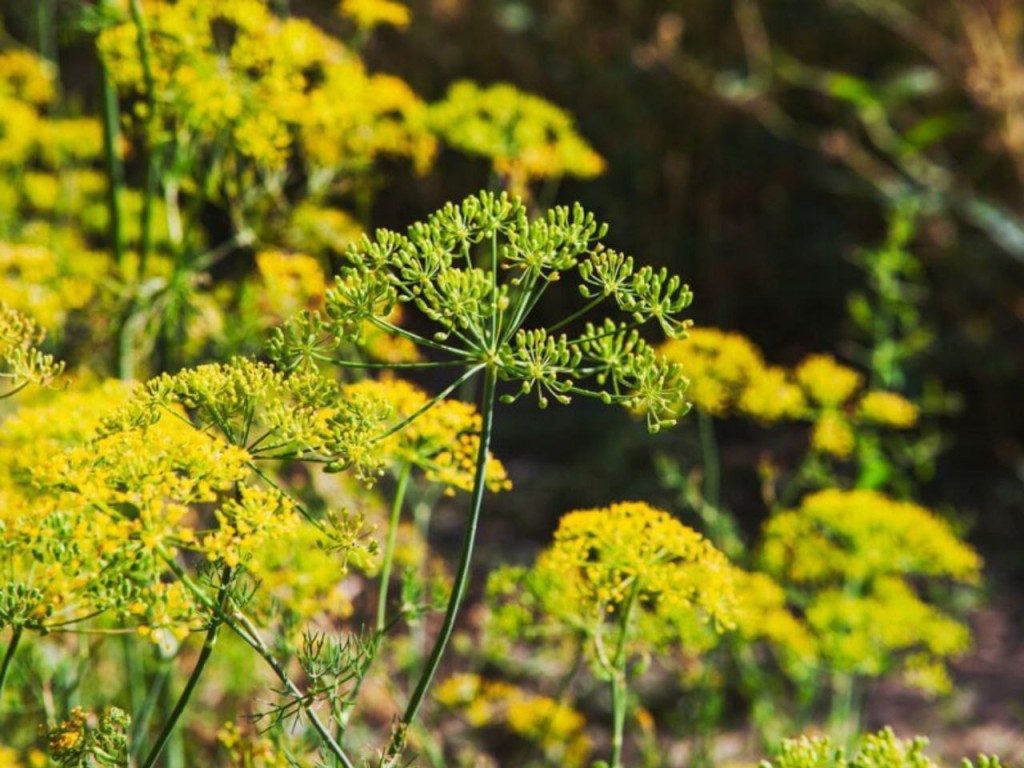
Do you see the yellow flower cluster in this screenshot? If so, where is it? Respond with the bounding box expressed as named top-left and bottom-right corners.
top-left (492, 502), bottom-right (737, 658)
top-left (728, 569), bottom-right (817, 668)
top-left (0, 368), bottom-right (386, 645)
top-left (793, 354), bottom-right (917, 459)
top-left (99, 0), bottom-right (436, 174)
top-left (255, 251), bottom-right (328, 321)
top-left (542, 501), bottom-right (735, 626)
top-left (0, 50), bottom-right (55, 106)
top-left (660, 327), bottom-right (919, 459)
top-left (42, 706), bottom-right (130, 766)
top-left (858, 390), bottom-right (919, 428)
top-left (0, 243), bottom-right (108, 331)
top-left (660, 328), bottom-right (766, 416)
top-left (340, 0), bottom-right (412, 29)
top-left (795, 354), bottom-right (864, 408)
top-left (436, 673), bottom-right (591, 767)
top-left (760, 489), bottom-right (980, 585)
top-left (430, 80), bottom-right (606, 195)
top-left (0, 45), bottom-right (120, 354)
top-left (344, 376), bottom-right (512, 493)
top-left (758, 489), bottom-right (980, 692)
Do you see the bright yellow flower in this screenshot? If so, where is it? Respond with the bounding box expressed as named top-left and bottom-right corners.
top-left (0, 49), bottom-right (56, 106)
top-left (794, 354), bottom-right (863, 408)
top-left (810, 410), bottom-right (855, 458)
top-left (494, 502), bottom-right (738, 657)
top-left (858, 390), bottom-right (919, 429)
top-left (340, 0), bottom-right (412, 29)
top-left (255, 251), bottom-right (327, 321)
top-left (660, 327), bottom-right (765, 415)
top-left (738, 365), bottom-right (806, 423)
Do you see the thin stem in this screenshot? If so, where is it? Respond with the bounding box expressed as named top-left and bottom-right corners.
top-left (490, 231), bottom-right (499, 345)
top-left (100, 59), bottom-right (125, 273)
top-left (371, 316), bottom-right (471, 358)
top-left (373, 364), bottom-right (485, 444)
top-left (141, 569), bottom-right (233, 768)
top-left (829, 670), bottom-right (859, 747)
top-left (231, 612), bottom-right (356, 768)
top-left (566, 319), bottom-right (644, 347)
top-left (130, 661), bottom-right (172, 762)
top-left (697, 410), bottom-right (721, 513)
top-left (377, 462), bottom-right (412, 632)
top-left (502, 271), bottom-right (550, 344)
top-left (610, 580), bottom-right (642, 768)
top-left (391, 365), bottom-right (499, 758)
top-left (129, 0), bottom-right (157, 280)
top-left (545, 295), bottom-right (606, 334)
top-left (333, 359), bottom-right (466, 370)
top-left (0, 625), bottom-right (23, 705)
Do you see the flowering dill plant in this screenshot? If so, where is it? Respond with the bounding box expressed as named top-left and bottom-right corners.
top-left (486, 502), bottom-right (736, 767)
top-left (266, 189), bottom-right (692, 760)
top-left (758, 489), bottom-right (981, 704)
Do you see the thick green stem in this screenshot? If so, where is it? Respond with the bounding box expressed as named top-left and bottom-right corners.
top-left (392, 365), bottom-right (497, 754)
top-left (377, 462), bottom-right (412, 632)
top-left (0, 625), bottom-right (23, 705)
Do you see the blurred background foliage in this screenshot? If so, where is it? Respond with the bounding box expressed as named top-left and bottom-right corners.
top-left (0, 0), bottom-right (1021, 566)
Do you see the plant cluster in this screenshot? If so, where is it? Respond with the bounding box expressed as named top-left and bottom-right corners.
top-left (0, 3), bottom-right (1002, 766)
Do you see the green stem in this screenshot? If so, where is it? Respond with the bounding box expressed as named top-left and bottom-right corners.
top-left (392, 365), bottom-right (499, 756)
top-left (333, 359), bottom-right (466, 370)
top-left (545, 295), bottom-right (606, 334)
top-left (697, 409), bottom-right (721, 515)
top-left (130, 661), bottom-right (172, 761)
top-left (121, 634), bottom-right (143, 730)
top-left (0, 625), bottom-right (23, 706)
top-left (610, 581), bottom-right (642, 768)
top-left (129, 0), bottom-right (156, 281)
top-left (373, 364), bottom-right (485, 444)
top-left (828, 670), bottom-right (859, 746)
top-left (141, 570), bottom-right (232, 768)
top-left (100, 61), bottom-right (125, 273)
top-left (377, 462), bottom-right (412, 632)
